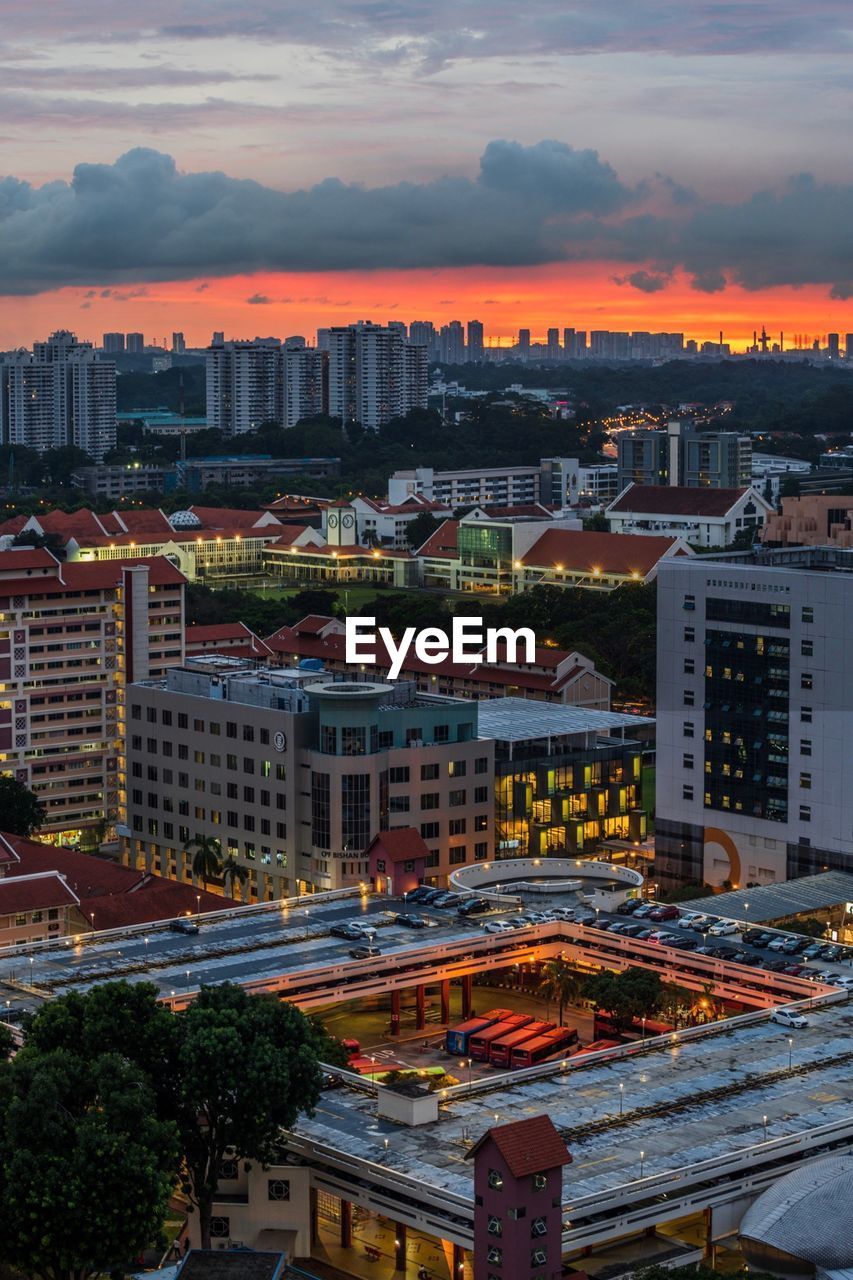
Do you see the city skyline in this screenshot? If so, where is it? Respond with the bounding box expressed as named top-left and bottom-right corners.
top-left (3, 2), bottom-right (853, 347)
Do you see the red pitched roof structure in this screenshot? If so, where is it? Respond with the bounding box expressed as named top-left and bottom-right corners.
top-left (521, 528), bottom-right (682, 576)
top-left (365, 829), bottom-right (430, 864)
top-left (607, 484), bottom-right (749, 517)
top-left (466, 1115), bottom-right (572, 1177)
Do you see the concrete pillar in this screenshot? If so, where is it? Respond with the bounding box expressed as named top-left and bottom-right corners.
top-left (340, 1198), bottom-right (352, 1248)
top-left (390, 989), bottom-right (401, 1035)
top-left (462, 974), bottom-right (473, 1017)
top-left (416, 984), bottom-right (426, 1030)
top-left (452, 1242), bottom-right (466, 1278)
top-left (394, 1222), bottom-right (407, 1272)
top-left (310, 1188), bottom-right (319, 1245)
top-left (704, 1206), bottom-right (713, 1258)
top-left (441, 979), bottom-right (451, 1023)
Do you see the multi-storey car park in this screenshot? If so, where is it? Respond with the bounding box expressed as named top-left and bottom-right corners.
top-left (3, 864), bottom-right (852, 1280)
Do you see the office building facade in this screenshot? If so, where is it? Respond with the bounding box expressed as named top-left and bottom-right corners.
top-left (655, 550), bottom-right (853, 889)
top-left (122, 665), bottom-right (494, 900)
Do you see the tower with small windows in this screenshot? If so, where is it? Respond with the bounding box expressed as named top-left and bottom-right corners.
top-left (466, 1115), bottom-right (571, 1280)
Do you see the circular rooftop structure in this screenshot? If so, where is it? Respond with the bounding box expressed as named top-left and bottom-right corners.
top-left (739, 1155), bottom-right (853, 1276)
top-left (304, 680), bottom-right (394, 700)
top-left (169, 510), bottom-right (202, 530)
top-left (449, 856), bottom-right (643, 907)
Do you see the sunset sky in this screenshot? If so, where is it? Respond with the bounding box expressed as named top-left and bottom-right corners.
top-left (2, 1), bottom-right (853, 350)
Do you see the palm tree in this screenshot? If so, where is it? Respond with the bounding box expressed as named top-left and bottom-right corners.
top-left (184, 835), bottom-right (222, 890)
top-left (537, 960), bottom-right (585, 1027)
top-left (222, 855), bottom-right (250, 901)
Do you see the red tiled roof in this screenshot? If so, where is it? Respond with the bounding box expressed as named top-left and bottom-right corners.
top-left (417, 519), bottom-right (459, 558)
top-left (294, 615), bottom-right (339, 635)
top-left (0, 871), bottom-right (79, 914)
top-left (0, 548), bottom-right (59, 573)
top-left (60, 558), bottom-right (186, 589)
top-left (360, 495), bottom-right (449, 515)
top-left (187, 622), bottom-right (254, 641)
top-left (366, 829), bottom-right (430, 863)
top-left (189, 506), bottom-right (274, 529)
top-left (114, 509), bottom-right (174, 535)
top-left (270, 525), bottom-right (310, 546)
top-left (76, 882), bottom-right (237, 930)
top-left (265, 495), bottom-right (329, 512)
top-left (2, 834), bottom-right (146, 898)
top-left (466, 1114), bottom-right (572, 1177)
top-left (185, 623), bottom-right (272, 658)
top-left (608, 484), bottom-right (750, 517)
top-left (521, 529), bottom-right (681, 576)
top-left (0, 515), bottom-right (30, 536)
top-left (36, 508), bottom-right (108, 537)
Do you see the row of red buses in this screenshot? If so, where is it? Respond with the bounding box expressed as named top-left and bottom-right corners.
top-left (445, 1009), bottom-right (512, 1055)
top-left (593, 1012), bottom-right (673, 1042)
top-left (510, 1025), bottom-right (579, 1069)
top-left (469, 1014), bottom-right (533, 1061)
top-left (489, 1020), bottom-right (554, 1068)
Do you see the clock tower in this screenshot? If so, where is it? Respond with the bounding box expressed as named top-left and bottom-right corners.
top-left (325, 501), bottom-right (358, 546)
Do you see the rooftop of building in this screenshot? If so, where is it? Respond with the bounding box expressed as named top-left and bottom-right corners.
top-left (607, 484), bottom-right (754, 517)
top-left (520, 528), bottom-right (686, 575)
top-left (0, 871), bottom-right (80, 913)
top-left (679, 872), bottom-right (853, 925)
top-left (476, 699), bottom-right (653, 743)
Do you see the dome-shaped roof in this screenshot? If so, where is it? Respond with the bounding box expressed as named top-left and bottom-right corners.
top-left (740, 1155), bottom-right (853, 1270)
top-left (169, 510), bottom-right (202, 530)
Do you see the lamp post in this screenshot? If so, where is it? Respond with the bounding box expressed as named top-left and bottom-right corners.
top-left (788, 1037), bottom-right (793, 1069)
top-left (763, 1114), bottom-right (768, 1143)
top-left (640, 1150), bottom-right (645, 1178)
top-left (641, 1016), bottom-right (647, 1043)
top-left (619, 1082), bottom-right (624, 1116)
top-left (144, 936), bottom-right (149, 962)
top-left (196, 894), bottom-right (201, 923)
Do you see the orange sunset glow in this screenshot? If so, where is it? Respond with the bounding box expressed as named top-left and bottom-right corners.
top-left (6, 267), bottom-right (852, 353)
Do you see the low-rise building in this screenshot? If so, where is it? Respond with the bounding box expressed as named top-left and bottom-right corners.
top-left (762, 494), bottom-right (853, 549)
top-left (185, 622), bottom-right (273, 662)
top-left (71, 463), bottom-right (172, 499)
top-left (324, 494), bottom-right (452, 550)
top-left (515, 527), bottom-right (690, 589)
top-left (265, 614), bottom-right (614, 708)
top-left (122, 662), bottom-right (494, 898)
top-left (388, 457), bottom-right (579, 509)
top-left (172, 454), bottom-right (340, 492)
top-left (606, 484), bottom-right (772, 548)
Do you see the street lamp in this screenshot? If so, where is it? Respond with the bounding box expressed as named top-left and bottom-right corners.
top-left (619, 1082), bottom-right (624, 1116)
top-left (196, 894), bottom-right (201, 923)
top-left (144, 936), bottom-right (149, 961)
top-left (641, 1016), bottom-right (647, 1043)
top-left (788, 1037), bottom-right (793, 1069)
top-left (763, 1114), bottom-right (768, 1143)
top-left (640, 1149), bottom-right (645, 1178)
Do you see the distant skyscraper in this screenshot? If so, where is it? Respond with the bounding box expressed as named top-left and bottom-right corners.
top-left (409, 321), bottom-right (437, 359)
top-left (171, 332), bottom-right (186, 354)
top-left (206, 337), bottom-right (284, 435)
top-left (316, 328), bottom-right (330, 352)
top-left (563, 328), bottom-right (576, 358)
top-left (126, 332), bottom-right (144, 353)
top-left (439, 320), bottom-right (465, 364)
top-left (827, 333), bottom-right (840, 359)
top-left (467, 320), bottom-right (485, 363)
top-left (517, 329), bottom-right (531, 361)
top-left (546, 328), bottom-right (561, 361)
top-left (285, 347), bottom-right (328, 426)
top-left (327, 321), bottom-right (427, 430)
top-left (1, 331), bottom-right (115, 461)
top-left (103, 332), bottom-right (125, 353)
top-left (846, 334), bottom-right (853, 360)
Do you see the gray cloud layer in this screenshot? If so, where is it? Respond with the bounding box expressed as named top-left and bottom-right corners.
top-left (1, 143), bottom-right (852, 297)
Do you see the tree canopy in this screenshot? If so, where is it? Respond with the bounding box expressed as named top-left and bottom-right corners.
top-left (583, 967), bottom-right (664, 1032)
top-left (0, 775), bottom-right (46, 836)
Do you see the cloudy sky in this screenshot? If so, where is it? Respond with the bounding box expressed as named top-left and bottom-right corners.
top-left (2, 0), bottom-right (853, 347)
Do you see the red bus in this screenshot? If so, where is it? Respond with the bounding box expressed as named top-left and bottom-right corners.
top-left (489, 1020), bottom-right (554, 1068)
top-left (593, 1012), bottom-right (673, 1043)
top-left (511, 1026), bottom-right (579, 1069)
top-left (445, 1009), bottom-right (512, 1056)
top-left (469, 1015), bottom-right (533, 1062)
top-left (574, 1039), bottom-right (620, 1058)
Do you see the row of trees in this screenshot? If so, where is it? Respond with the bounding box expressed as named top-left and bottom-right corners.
top-left (184, 834), bottom-right (249, 897)
top-left (537, 961), bottom-right (720, 1031)
top-left (0, 980), bottom-right (346, 1279)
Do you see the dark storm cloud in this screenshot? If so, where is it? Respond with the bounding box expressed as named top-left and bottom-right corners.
top-left (2, 143), bottom-right (853, 298)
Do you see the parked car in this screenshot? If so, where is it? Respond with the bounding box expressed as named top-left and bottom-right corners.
top-left (676, 936), bottom-right (700, 951)
top-left (395, 913), bottom-right (426, 929)
top-left (676, 911), bottom-right (704, 928)
top-left (647, 930), bottom-right (672, 944)
top-left (405, 887), bottom-right (430, 904)
top-left (457, 897), bottom-right (490, 916)
top-left (802, 943), bottom-right (826, 959)
top-left (616, 899), bottom-right (645, 915)
top-left (688, 914), bottom-right (713, 931)
top-left (632, 903), bottom-right (656, 918)
top-left (574, 911), bottom-right (596, 926)
top-left (549, 906), bottom-right (577, 921)
top-left (648, 904), bottom-right (679, 922)
top-left (482, 919), bottom-right (516, 934)
top-left (781, 938), bottom-right (806, 955)
top-left (330, 923), bottom-right (366, 940)
top-left (752, 933), bottom-right (775, 949)
top-left (820, 945), bottom-right (843, 961)
top-left (169, 917), bottom-right (199, 934)
top-left (767, 936), bottom-right (790, 952)
top-left (771, 1009), bottom-right (808, 1028)
top-left (633, 928), bottom-right (654, 940)
top-left (420, 889), bottom-right (445, 905)
top-left (349, 944), bottom-right (381, 959)
top-left (709, 920), bottom-right (740, 937)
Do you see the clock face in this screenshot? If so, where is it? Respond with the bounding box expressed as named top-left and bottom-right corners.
top-left (328, 512), bottom-right (339, 528)
top-left (342, 513), bottom-right (355, 528)
top-left (273, 731), bottom-right (287, 752)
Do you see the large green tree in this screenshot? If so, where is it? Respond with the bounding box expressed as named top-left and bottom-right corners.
top-left (175, 983), bottom-right (327, 1247)
top-left (0, 774), bottom-right (46, 837)
top-left (0, 1049), bottom-right (177, 1280)
top-left (184, 834), bottom-right (222, 889)
top-left (584, 967), bottom-right (664, 1033)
